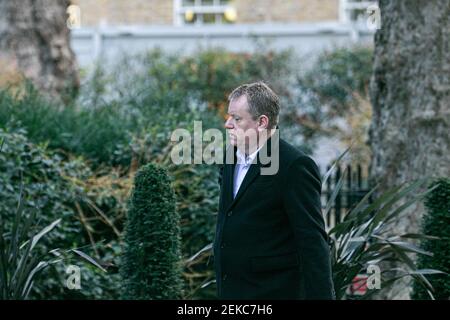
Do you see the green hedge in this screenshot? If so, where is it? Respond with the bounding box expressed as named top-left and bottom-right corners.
top-left (121, 163), bottom-right (183, 299)
top-left (412, 178), bottom-right (450, 300)
top-left (0, 127), bottom-right (121, 299)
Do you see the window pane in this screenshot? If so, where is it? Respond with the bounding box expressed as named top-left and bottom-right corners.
top-left (350, 9), bottom-right (366, 21)
top-left (182, 0), bottom-right (195, 6)
top-left (203, 13), bottom-right (216, 24)
top-left (216, 13), bottom-right (222, 24)
top-left (219, 0), bottom-right (230, 4)
top-left (201, 0), bottom-right (214, 5)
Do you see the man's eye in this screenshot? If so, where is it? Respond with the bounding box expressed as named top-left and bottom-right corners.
top-left (234, 117), bottom-right (240, 121)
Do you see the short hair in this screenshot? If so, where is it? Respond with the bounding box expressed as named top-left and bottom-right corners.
top-left (228, 81), bottom-right (280, 129)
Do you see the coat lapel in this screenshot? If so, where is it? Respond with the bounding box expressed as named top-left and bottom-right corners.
top-left (223, 132), bottom-right (279, 213)
top-left (223, 146), bottom-right (236, 211)
top-left (226, 162), bottom-right (260, 212)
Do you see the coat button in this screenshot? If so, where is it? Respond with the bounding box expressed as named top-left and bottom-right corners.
top-left (227, 211), bottom-right (232, 217)
top-left (220, 243), bottom-right (225, 249)
top-left (222, 274), bottom-right (227, 281)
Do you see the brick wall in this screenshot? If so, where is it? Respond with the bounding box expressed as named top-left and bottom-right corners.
top-left (71, 0), bottom-right (339, 27)
top-left (71, 0), bottom-right (174, 26)
top-left (235, 0), bottom-right (339, 24)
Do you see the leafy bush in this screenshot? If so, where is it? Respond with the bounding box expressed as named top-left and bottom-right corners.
top-left (85, 48), bottom-right (294, 120)
top-left (121, 163), bottom-right (183, 299)
top-left (0, 177), bottom-right (62, 299)
top-left (0, 183), bottom-right (105, 300)
top-left (283, 46), bottom-right (374, 160)
top-left (0, 84), bottom-right (133, 167)
top-left (322, 152), bottom-right (445, 299)
top-left (0, 127), bottom-right (82, 252)
top-left (0, 128), bottom-right (121, 299)
top-left (0, 72), bottom-right (221, 300)
top-left (300, 46), bottom-right (373, 109)
top-left (0, 47), bottom-right (296, 169)
top-left (412, 178), bottom-right (450, 300)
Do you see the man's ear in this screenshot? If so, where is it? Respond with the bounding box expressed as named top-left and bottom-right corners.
top-left (258, 115), bottom-right (269, 130)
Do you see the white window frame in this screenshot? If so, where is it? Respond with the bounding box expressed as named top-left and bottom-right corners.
top-left (174, 0), bottom-right (233, 26)
top-left (339, 0), bottom-right (378, 24)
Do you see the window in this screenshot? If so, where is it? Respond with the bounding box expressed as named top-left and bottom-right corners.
top-left (174, 0), bottom-right (237, 26)
top-left (339, 0), bottom-right (378, 25)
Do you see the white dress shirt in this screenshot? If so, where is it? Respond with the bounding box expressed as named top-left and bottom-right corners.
top-left (233, 147), bottom-right (261, 198)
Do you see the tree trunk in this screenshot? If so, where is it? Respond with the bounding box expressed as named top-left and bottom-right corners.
top-left (0, 0), bottom-right (79, 101)
top-left (369, 0), bottom-right (450, 299)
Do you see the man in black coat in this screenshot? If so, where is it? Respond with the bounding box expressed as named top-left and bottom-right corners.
top-left (213, 82), bottom-right (335, 300)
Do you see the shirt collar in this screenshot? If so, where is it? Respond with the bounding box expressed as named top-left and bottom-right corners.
top-left (236, 146), bottom-right (262, 166)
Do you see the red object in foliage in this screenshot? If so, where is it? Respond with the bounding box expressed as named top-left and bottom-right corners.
top-left (347, 275), bottom-right (368, 296)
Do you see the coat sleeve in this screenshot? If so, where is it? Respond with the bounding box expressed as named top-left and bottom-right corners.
top-left (283, 155), bottom-right (335, 300)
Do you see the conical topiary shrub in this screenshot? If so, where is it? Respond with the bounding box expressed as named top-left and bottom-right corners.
top-left (120, 163), bottom-right (183, 299)
top-left (412, 178), bottom-right (450, 300)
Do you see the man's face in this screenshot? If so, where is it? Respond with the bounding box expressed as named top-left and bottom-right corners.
top-left (225, 95), bottom-right (260, 151)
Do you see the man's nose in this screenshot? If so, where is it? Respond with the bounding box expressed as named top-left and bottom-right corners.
top-left (224, 117), bottom-right (233, 129)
